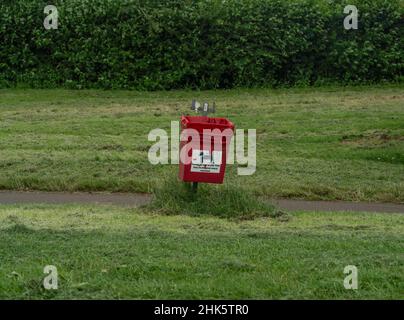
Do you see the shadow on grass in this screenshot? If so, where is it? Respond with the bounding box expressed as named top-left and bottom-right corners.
top-left (146, 176), bottom-right (286, 220)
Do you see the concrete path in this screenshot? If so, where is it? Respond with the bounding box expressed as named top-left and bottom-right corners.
top-left (0, 190), bottom-right (403, 213)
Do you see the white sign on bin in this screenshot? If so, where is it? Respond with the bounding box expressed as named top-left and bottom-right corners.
top-left (190, 149), bottom-right (222, 173)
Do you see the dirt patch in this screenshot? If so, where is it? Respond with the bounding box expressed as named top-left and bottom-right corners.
top-left (319, 224), bottom-right (372, 231)
top-left (340, 131), bottom-right (404, 147)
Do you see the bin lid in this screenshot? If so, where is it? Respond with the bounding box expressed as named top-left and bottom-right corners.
top-left (181, 115), bottom-right (234, 131)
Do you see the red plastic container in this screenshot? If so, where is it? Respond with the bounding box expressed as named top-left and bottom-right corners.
top-left (179, 115), bottom-right (235, 184)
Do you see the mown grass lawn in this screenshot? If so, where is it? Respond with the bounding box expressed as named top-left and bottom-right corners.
top-left (0, 204), bottom-right (402, 299)
top-left (0, 85), bottom-right (403, 202)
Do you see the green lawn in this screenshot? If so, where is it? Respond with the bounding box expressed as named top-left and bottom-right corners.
top-left (0, 204), bottom-right (402, 299)
top-left (0, 85), bottom-right (403, 202)
top-left (1, 86), bottom-right (403, 299)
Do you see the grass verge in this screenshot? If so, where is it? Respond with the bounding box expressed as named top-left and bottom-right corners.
top-left (0, 85), bottom-right (403, 202)
top-left (147, 177), bottom-right (280, 219)
top-left (0, 204), bottom-right (402, 299)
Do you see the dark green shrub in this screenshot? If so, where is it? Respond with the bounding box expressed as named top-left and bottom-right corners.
top-left (0, 0), bottom-right (402, 89)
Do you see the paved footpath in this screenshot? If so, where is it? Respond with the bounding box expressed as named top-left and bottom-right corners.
top-left (0, 191), bottom-right (403, 214)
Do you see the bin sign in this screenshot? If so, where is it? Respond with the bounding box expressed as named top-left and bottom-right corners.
top-left (179, 115), bottom-right (234, 184)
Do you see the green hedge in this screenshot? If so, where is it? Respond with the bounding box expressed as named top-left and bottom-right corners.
top-left (0, 0), bottom-right (403, 89)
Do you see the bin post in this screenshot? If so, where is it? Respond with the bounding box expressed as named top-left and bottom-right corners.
top-left (191, 182), bottom-right (198, 193)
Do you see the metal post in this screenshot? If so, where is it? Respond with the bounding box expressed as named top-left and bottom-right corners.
top-left (191, 182), bottom-right (198, 193)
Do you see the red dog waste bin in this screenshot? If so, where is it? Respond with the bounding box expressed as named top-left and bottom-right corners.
top-left (179, 115), bottom-right (234, 184)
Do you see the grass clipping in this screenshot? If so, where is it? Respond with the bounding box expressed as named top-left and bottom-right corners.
top-left (148, 177), bottom-right (283, 220)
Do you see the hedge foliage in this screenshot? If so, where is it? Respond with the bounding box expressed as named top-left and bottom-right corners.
top-left (0, 0), bottom-right (403, 89)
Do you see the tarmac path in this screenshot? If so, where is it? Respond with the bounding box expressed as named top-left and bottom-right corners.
top-left (0, 191), bottom-right (403, 214)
